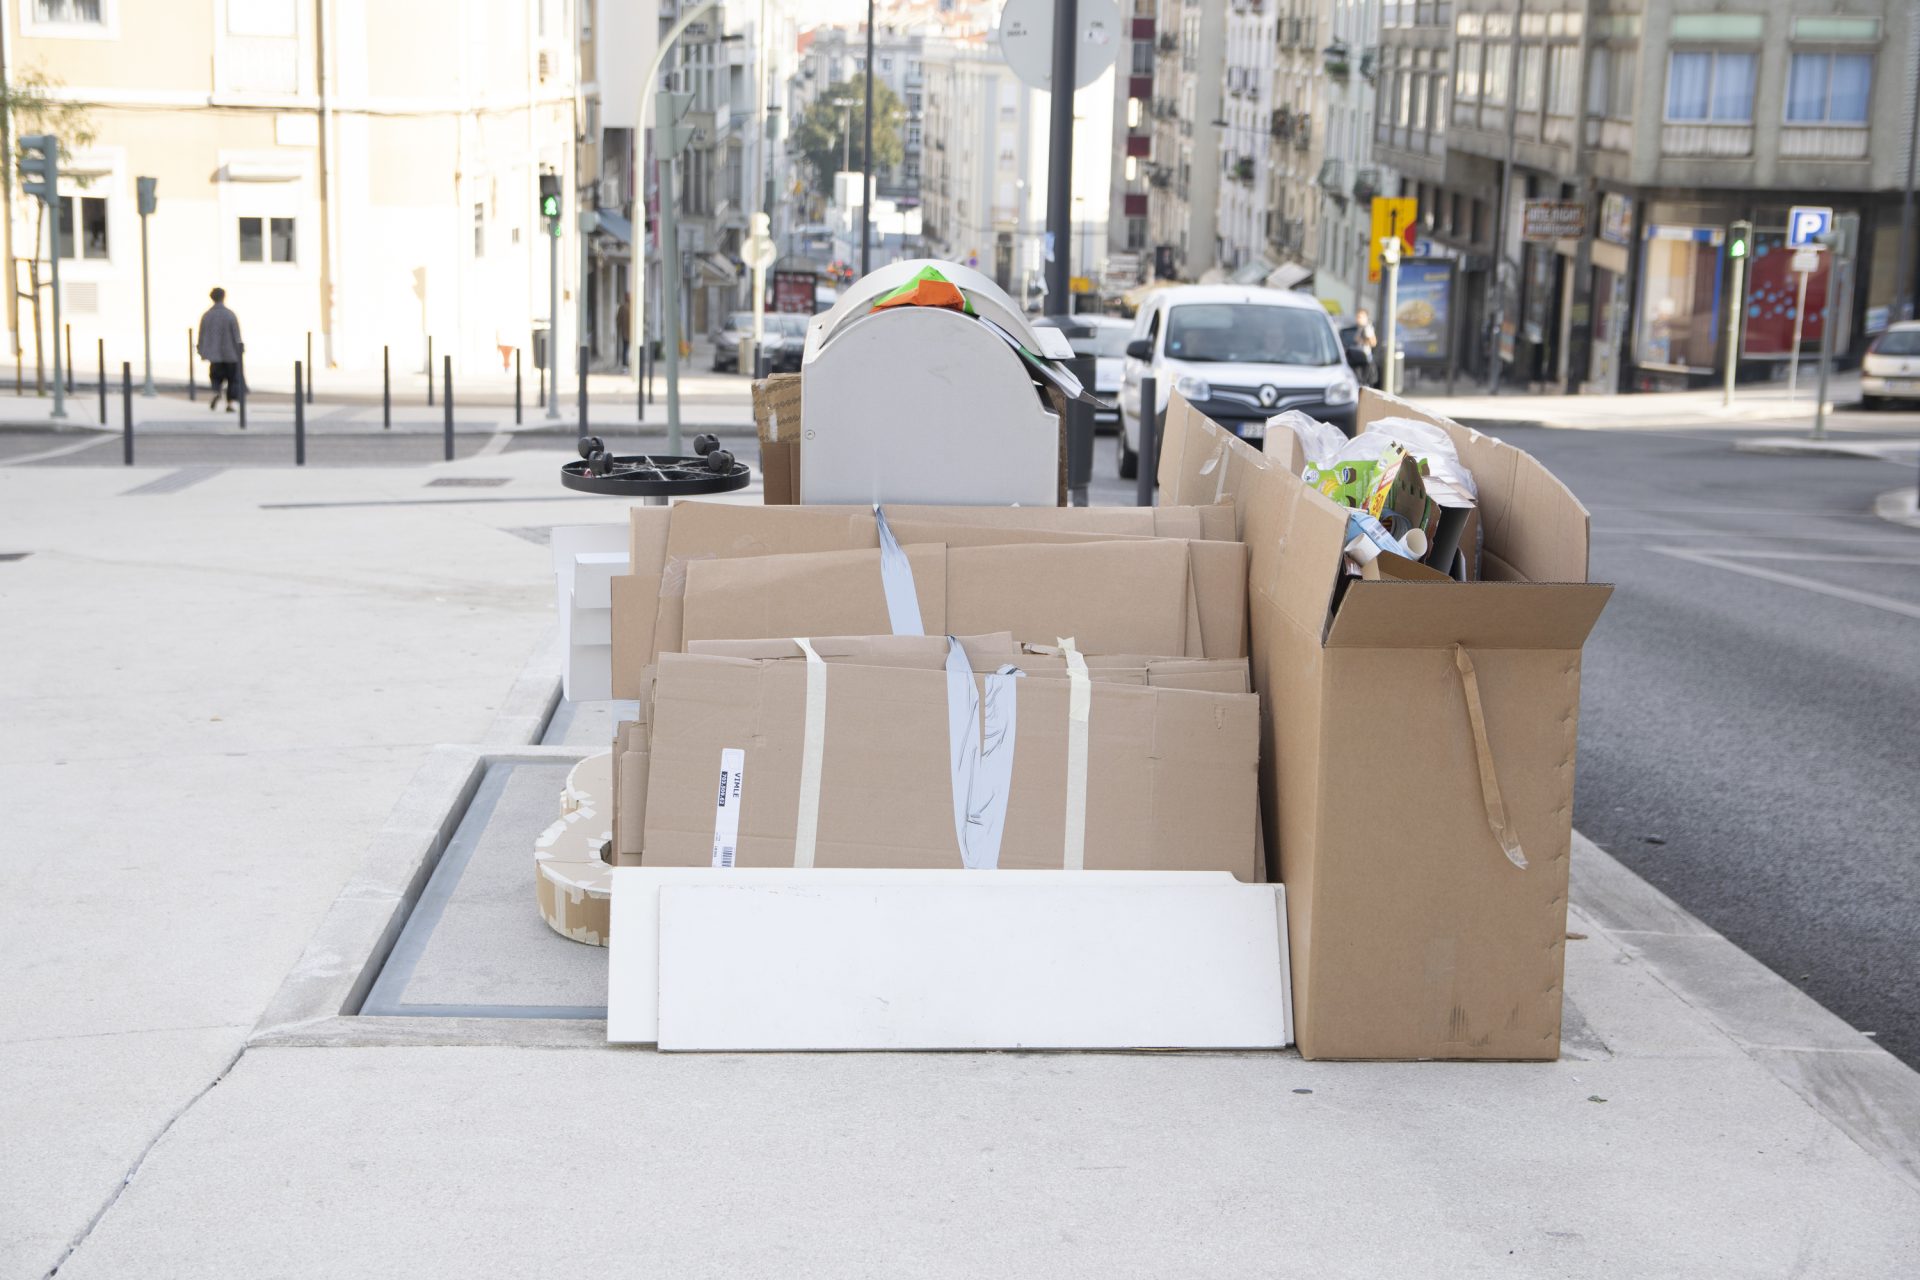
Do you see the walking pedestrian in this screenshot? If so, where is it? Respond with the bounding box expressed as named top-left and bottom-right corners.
top-left (197, 287), bottom-right (246, 412)
top-left (1353, 307), bottom-right (1380, 389)
top-left (616, 297), bottom-right (632, 372)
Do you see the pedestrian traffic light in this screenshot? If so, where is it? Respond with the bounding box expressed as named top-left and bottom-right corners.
top-left (539, 172), bottom-right (562, 236)
top-left (1728, 220), bottom-right (1752, 260)
top-left (18, 134), bottom-right (57, 206)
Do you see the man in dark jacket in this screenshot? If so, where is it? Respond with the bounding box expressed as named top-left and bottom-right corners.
top-left (196, 287), bottom-right (245, 412)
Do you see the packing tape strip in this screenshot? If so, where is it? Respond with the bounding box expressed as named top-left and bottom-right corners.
top-left (792, 638), bottom-right (827, 869)
top-left (1453, 644), bottom-right (1528, 871)
top-left (873, 503), bottom-right (927, 636)
top-left (1059, 637), bottom-right (1090, 872)
top-left (944, 635), bottom-right (1024, 869)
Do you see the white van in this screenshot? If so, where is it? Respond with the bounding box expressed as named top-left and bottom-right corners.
top-left (1116, 284), bottom-right (1366, 478)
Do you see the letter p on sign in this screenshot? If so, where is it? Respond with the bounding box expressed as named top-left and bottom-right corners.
top-left (1788, 206), bottom-right (1832, 248)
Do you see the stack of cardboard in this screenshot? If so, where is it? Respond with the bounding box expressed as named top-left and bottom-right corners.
top-left (595, 387), bottom-right (1611, 1061)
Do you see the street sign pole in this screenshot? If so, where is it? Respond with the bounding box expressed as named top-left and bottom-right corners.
top-left (1788, 270), bottom-right (1809, 399)
top-left (137, 177), bottom-right (157, 396)
top-left (658, 90), bottom-right (696, 455)
top-left (1723, 220), bottom-right (1750, 409)
top-left (1044, 0), bottom-right (1077, 315)
top-left (1381, 236), bottom-right (1401, 397)
top-left (19, 135), bottom-right (65, 420)
top-left (1812, 231), bottom-right (1848, 442)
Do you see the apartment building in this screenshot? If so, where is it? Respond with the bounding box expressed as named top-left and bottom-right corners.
top-left (1316, 0), bottom-right (1395, 316)
top-left (1262, 0), bottom-right (1328, 278)
top-left (1380, 0), bottom-right (1919, 391)
top-left (789, 23), bottom-right (926, 202)
top-left (1147, 0), bottom-right (1228, 278)
top-left (1105, 0), bottom-right (1157, 278)
top-left (4, 0), bottom-right (582, 380)
top-left (1219, 0), bottom-right (1278, 273)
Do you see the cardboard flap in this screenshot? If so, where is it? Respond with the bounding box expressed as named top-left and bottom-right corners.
top-left (1325, 581), bottom-right (1613, 650)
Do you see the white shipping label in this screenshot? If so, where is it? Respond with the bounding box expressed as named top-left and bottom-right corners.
top-left (712, 748), bottom-right (746, 868)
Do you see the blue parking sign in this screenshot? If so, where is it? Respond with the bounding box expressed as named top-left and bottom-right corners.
top-left (1787, 206), bottom-right (1833, 248)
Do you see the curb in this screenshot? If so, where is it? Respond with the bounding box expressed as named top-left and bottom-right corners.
top-left (1874, 487), bottom-right (1920, 529)
top-left (1735, 436), bottom-right (1920, 460)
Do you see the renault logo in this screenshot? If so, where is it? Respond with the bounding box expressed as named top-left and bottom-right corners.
top-left (1257, 384), bottom-right (1280, 408)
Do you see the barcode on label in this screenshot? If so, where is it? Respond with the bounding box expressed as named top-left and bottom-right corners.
top-left (711, 747), bottom-right (746, 868)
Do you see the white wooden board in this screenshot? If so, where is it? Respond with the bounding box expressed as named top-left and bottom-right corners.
top-left (606, 868), bottom-right (1292, 1050)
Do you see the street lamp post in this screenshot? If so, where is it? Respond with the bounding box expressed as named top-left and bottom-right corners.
top-left (136, 177), bottom-right (158, 396)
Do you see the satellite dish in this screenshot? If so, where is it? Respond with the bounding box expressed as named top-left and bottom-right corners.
top-left (997, 0), bottom-right (1122, 92)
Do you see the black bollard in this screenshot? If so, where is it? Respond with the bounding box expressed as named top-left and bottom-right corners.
top-left (1135, 375), bottom-right (1159, 507)
top-left (121, 361), bottom-right (133, 465)
top-left (97, 338), bottom-right (105, 425)
top-left (577, 345), bottom-right (588, 441)
top-left (442, 355), bottom-right (454, 462)
top-left (294, 361), bottom-right (306, 465)
top-left (515, 347), bottom-right (523, 426)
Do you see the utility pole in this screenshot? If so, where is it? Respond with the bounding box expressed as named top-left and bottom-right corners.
top-left (1894, 16), bottom-right (1920, 322)
top-left (1045, 0), bottom-right (1078, 315)
top-left (1381, 234), bottom-right (1402, 396)
top-left (19, 135), bottom-right (64, 420)
top-left (137, 177), bottom-right (158, 396)
top-left (863, 0), bottom-right (876, 276)
top-left (1484, 0), bottom-right (1523, 395)
top-left (541, 171), bottom-right (563, 421)
top-left (659, 89), bottom-right (698, 454)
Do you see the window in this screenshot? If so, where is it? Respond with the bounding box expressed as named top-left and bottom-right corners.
top-left (1484, 41), bottom-right (1511, 105)
top-left (238, 215), bottom-right (296, 263)
top-left (1548, 45), bottom-right (1579, 115)
top-left (1786, 52), bottom-right (1872, 124)
top-left (1132, 40), bottom-right (1153, 74)
top-left (35, 0), bottom-right (102, 20)
top-left (1587, 45), bottom-right (1610, 115)
top-left (1518, 44), bottom-right (1543, 110)
top-left (54, 195), bottom-right (108, 259)
top-left (473, 202), bottom-right (485, 257)
top-left (1666, 51), bottom-right (1756, 122)
top-left (1456, 40), bottom-right (1481, 100)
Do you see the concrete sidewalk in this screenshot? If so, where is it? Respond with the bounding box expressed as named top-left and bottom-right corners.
top-left (4, 448), bottom-right (1918, 1277)
top-left (1421, 371), bottom-right (1881, 431)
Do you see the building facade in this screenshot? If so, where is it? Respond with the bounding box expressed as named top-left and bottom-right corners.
top-left (1315, 0), bottom-right (1395, 317)
top-left (1219, 0), bottom-right (1278, 274)
top-left (5, 0), bottom-right (582, 381)
top-left (1147, 0), bottom-right (1227, 279)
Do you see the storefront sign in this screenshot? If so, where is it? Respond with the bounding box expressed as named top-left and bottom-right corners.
top-left (1393, 260), bottom-right (1454, 364)
top-left (1598, 193), bottom-right (1633, 246)
top-left (1522, 199), bottom-right (1586, 242)
top-left (772, 270), bottom-right (817, 314)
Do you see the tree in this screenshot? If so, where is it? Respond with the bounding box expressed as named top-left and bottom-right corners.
top-left (2, 66), bottom-right (97, 390)
top-left (792, 78), bottom-right (905, 200)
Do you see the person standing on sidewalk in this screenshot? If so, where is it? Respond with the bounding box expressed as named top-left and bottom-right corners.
top-left (616, 298), bottom-right (632, 371)
top-left (1353, 308), bottom-right (1380, 389)
top-left (197, 287), bottom-right (246, 412)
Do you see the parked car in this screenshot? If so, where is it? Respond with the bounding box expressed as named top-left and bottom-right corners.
top-left (1032, 314), bottom-right (1130, 430)
top-left (711, 311), bottom-right (756, 372)
top-left (1860, 321), bottom-right (1920, 407)
top-left (1116, 285), bottom-right (1367, 479)
top-left (769, 313), bottom-right (811, 373)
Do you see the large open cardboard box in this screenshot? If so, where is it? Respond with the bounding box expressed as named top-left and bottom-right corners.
top-left (1160, 389), bottom-right (1611, 1060)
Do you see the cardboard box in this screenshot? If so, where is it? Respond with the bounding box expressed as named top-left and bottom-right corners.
top-left (610, 501), bottom-right (1244, 696)
top-left (679, 539), bottom-right (1240, 662)
top-left (1160, 389), bottom-right (1611, 1060)
top-left (692, 634), bottom-right (1250, 693)
top-left (612, 719), bottom-right (650, 867)
top-left (752, 374), bottom-right (803, 505)
top-left (640, 651), bottom-right (1262, 879)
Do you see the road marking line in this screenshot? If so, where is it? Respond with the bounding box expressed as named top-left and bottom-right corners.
top-left (1652, 547), bottom-right (1920, 621)
top-left (1691, 550), bottom-right (1920, 565)
top-left (0, 434), bottom-right (114, 466)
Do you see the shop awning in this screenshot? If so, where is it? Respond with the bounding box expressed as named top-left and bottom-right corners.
top-left (594, 211), bottom-right (633, 245)
top-left (695, 252), bottom-right (740, 285)
top-left (1265, 262), bottom-right (1314, 290)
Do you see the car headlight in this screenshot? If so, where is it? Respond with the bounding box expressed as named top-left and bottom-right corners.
top-left (1173, 374), bottom-right (1212, 401)
top-left (1323, 374), bottom-right (1358, 407)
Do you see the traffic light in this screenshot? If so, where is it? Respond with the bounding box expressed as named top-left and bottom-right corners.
top-left (18, 134), bottom-right (57, 206)
top-left (539, 171), bottom-right (562, 237)
top-left (1728, 219), bottom-right (1752, 260)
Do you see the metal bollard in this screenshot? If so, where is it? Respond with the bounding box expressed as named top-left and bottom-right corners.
top-left (577, 344), bottom-right (588, 441)
top-left (1063, 353), bottom-right (1094, 507)
top-left (305, 331), bottom-right (314, 403)
top-left (1135, 375), bottom-right (1159, 507)
top-left (97, 338), bottom-right (106, 425)
top-left (515, 347), bottom-right (523, 426)
top-left (121, 362), bottom-right (133, 465)
top-left (187, 328), bottom-right (196, 401)
top-left (442, 354), bottom-right (454, 462)
top-left (65, 324), bottom-right (74, 394)
top-left (426, 336), bottom-right (434, 406)
top-left (294, 361), bottom-right (306, 465)
top-left (382, 345), bottom-right (391, 429)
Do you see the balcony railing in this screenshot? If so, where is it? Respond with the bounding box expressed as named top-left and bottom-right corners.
top-left (1661, 123), bottom-right (1753, 158)
top-left (1543, 114), bottom-right (1573, 146)
top-left (1779, 125), bottom-right (1870, 160)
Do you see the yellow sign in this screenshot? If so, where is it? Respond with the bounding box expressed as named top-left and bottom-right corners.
top-left (1069, 276), bottom-right (1094, 294)
top-left (1368, 197), bottom-right (1418, 284)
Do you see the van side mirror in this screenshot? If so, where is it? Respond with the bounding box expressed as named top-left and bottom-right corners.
top-left (1126, 338), bottom-right (1152, 361)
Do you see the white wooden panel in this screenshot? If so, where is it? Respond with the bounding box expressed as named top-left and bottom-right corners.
top-left (636, 873), bottom-right (1292, 1051)
top-left (606, 868), bottom-right (1281, 1046)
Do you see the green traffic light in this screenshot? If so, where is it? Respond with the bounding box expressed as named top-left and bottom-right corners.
top-left (1730, 238), bottom-right (1747, 259)
top-left (541, 194), bottom-right (559, 218)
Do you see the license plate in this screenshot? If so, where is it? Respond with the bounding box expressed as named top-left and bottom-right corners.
top-left (1891, 380), bottom-right (1920, 393)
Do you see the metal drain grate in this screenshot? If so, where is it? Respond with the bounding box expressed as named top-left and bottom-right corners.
top-left (426, 476), bottom-right (511, 488)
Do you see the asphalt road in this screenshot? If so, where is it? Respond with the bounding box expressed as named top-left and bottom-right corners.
top-left (7, 414), bottom-right (1919, 1067)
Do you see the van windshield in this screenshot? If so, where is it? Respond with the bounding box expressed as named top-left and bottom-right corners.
top-left (1163, 303), bottom-right (1339, 365)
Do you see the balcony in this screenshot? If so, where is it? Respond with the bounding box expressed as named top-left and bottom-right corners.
top-left (1661, 123), bottom-right (1753, 158)
top-left (1157, 31), bottom-right (1179, 53)
top-left (1543, 114), bottom-right (1573, 146)
top-left (1316, 157), bottom-right (1344, 197)
top-left (1359, 47), bottom-right (1377, 81)
top-left (1351, 166), bottom-right (1379, 202)
top-left (1292, 113), bottom-right (1312, 149)
top-left (1779, 126), bottom-right (1870, 161)
top-left (1271, 106), bottom-right (1293, 139)
top-left (1233, 156), bottom-right (1256, 184)
top-left (1323, 39), bottom-right (1350, 79)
